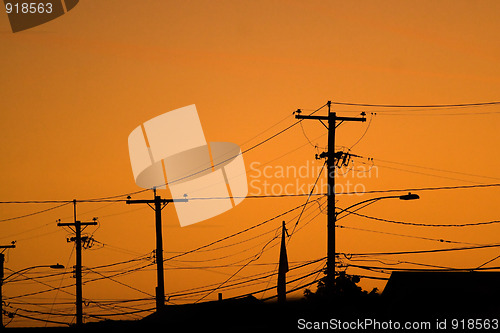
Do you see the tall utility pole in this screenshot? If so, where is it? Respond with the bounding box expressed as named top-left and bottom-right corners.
top-left (126, 190), bottom-right (187, 313)
top-left (0, 243), bottom-right (16, 330)
top-left (295, 101), bottom-right (365, 290)
top-left (57, 200), bottom-right (97, 326)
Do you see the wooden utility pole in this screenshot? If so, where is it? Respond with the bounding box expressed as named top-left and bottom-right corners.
top-left (57, 200), bottom-right (97, 326)
top-left (0, 243), bottom-right (16, 330)
top-left (126, 190), bottom-right (187, 313)
top-left (295, 101), bottom-right (365, 290)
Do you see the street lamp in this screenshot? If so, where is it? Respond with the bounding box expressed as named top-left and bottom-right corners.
top-left (326, 193), bottom-right (420, 291)
top-left (1, 263), bottom-right (65, 328)
top-left (336, 192), bottom-right (420, 219)
top-left (3, 263), bottom-right (65, 283)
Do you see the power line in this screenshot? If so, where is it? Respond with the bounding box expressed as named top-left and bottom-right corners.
top-left (5, 199), bottom-right (325, 300)
top-left (343, 243), bottom-right (500, 257)
top-left (346, 258), bottom-right (454, 270)
top-left (345, 263), bottom-right (500, 272)
top-left (288, 160), bottom-right (326, 238)
top-left (336, 225), bottom-right (477, 245)
top-left (137, 103), bottom-right (330, 191)
top-left (0, 193), bottom-right (326, 205)
top-left (2, 307), bottom-right (69, 327)
top-left (190, 198), bottom-right (328, 303)
top-left (1, 183), bottom-right (498, 206)
top-left (237, 266), bottom-right (326, 302)
top-left (358, 160), bottom-right (486, 184)
top-left (474, 253), bottom-right (500, 270)
top-left (344, 210), bottom-right (500, 228)
top-left (174, 199), bottom-right (318, 256)
top-left (193, 230), bottom-right (281, 303)
top-left (164, 199), bottom-right (323, 262)
top-left (0, 105), bottom-right (328, 210)
top-left (331, 101), bottom-right (500, 108)
top-left (337, 183), bottom-right (500, 196)
top-left (368, 158), bottom-right (500, 182)
top-left (84, 307), bottom-right (155, 318)
top-left (376, 110), bottom-right (500, 116)
top-left (184, 207), bottom-right (326, 301)
top-left (349, 113), bottom-right (374, 150)
top-left (0, 202), bottom-right (71, 222)
top-left (167, 258), bottom-right (325, 300)
top-left (5, 201), bottom-right (323, 303)
top-left (86, 269), bottom-right (154, 297)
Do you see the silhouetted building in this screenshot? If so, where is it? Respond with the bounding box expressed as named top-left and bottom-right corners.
top-left (382, 271), bottom-right (500, 315)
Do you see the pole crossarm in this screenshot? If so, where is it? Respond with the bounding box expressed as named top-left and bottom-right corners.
top-left (57, 221), bottom-right (98, 227)
top-left (126, 198), bottom-right (188, 204)
top-left (126, 198), bottom-right (188, 210)
top-left (296, 114), bottom-right (366, 122)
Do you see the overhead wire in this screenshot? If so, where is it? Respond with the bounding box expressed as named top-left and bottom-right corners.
top-left (5, 198), bottom-right (326, 303)
top-left (343, 209), bottom-right (500, 228)
top-left (331, 101), bottom-right (500, 108)
top-left (349, 112), bottom-right (374, 150)
top-left (192, 228), bottom-right (282, 303)
top-left (140, 102), bottom-right (330, 191)
top-left (343, 243), bottom-right (500, 257)
top-left (367, 158), bottom-right (500, 182)
top-left (0, 183), bottom-right (498, 204)
top-left (0, 202), bottom-right (71, 222)
top-left (336, 183), bottom-right (500, 196)
top-left (345, 263), bottom-right (500, 272)
top-left (186, 203), bottom-right (326, 303)
top-left (167, 258), bottom-right (325, 301)
top-left (358, 160), bottom-right (486, 184)
top-left (336, 224), bottom-right (479, 245)
top-left (86, 268), bottom-right (154, 297)
top-left (0, 104), bottom-right (327, 209)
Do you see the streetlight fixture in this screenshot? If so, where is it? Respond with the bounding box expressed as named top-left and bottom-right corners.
top-left (336, 192), bottom-right (420, 219)
top-left (1, 264), bottom-right (65, 328)
top-left (3, 263), bottom-right (65, 283)
top-left (399, 193), bottom-right (420, 201)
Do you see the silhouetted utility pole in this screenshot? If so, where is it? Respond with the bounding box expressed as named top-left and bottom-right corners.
top-left (126, 190), bottom-right (187, 313)
top-left (57, 200), bottom-right (97, 326)
top-left (0, 243), bottom-right (16, 330)
top-left (277, 221), bottom-right (289, 304)
top-left (295, 101), bottom-right (365, 290)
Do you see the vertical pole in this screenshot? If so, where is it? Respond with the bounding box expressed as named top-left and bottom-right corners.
top-left (294, 101), bottom-right (365, 295)
top-left (327, 101), bottom-right (336, 290)
top-left (125, 193), bottom-right (182, 313)
top-left (74, 200), bottom-right (83, 326)
top-left (0, 253), bottom-right (4, 329)
top-left (154, 193), bottom-right (165, 312)
top-left (277, 221), bottom-right (288, 304)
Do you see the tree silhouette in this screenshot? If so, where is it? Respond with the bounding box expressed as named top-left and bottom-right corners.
top-left (304, 270), bottom-right (379, 302)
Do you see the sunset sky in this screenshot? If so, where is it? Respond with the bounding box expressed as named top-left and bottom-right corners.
top-left (1, 0), bottom-right (499, 327)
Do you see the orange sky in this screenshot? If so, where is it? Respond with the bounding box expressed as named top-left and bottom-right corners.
top-left (1, 0), bottom-right (499, 327)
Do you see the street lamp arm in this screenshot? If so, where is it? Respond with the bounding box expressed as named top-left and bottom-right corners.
top-left (335, 193), bottom-right (419, 217)
top-left (3, 264), bottom-right (64, 283)
top-left (335, 196), bottom-right (401, 217)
